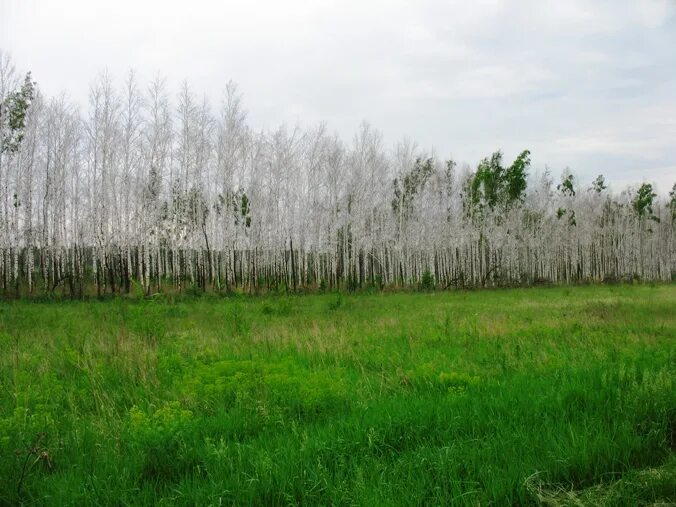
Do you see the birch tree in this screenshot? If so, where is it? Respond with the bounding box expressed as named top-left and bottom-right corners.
top-left (0, 53), bottom-right (673, 297)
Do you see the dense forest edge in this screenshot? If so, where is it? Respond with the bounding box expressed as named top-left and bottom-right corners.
top-left (1, 51), bottom-right (675, 299)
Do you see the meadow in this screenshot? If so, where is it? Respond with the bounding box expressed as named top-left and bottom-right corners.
top-left (0, 284), bottom-right (674, 505)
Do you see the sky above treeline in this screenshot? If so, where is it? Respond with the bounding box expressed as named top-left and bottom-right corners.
top-left (1, 0), bottom-right (674, 194)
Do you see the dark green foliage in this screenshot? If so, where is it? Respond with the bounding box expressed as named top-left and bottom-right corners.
top-left (558, 171), bottom-right (576, 196)
top-left (556, 206), bottom-right (576, 226)
top-left (568, 209), bottom-right (576, 226)
top-left (0, 72), bottom-right (35, 154)
top-left (470, 149), bottom-right (530, 212)
top-left (227, 189), bottom-right (251, 228)
top-left (505, 149), bottom-right (530, 204)
top-left (392, 157), bottom-right (434, 221)
top-left (633, 183), bottom-right (659, 222)
top-left (240, 192), bottom-right (251, 228)
top-left (420, 268), bottom-right (435, 291)
top-left (184, 283), bottom-right (203, 297)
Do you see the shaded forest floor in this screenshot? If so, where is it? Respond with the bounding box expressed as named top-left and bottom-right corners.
top-left (0, 284), bottom-right (674, 505)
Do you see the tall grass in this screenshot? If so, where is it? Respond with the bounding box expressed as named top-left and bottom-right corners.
top-left (0, 284), bottom-right (674, 505)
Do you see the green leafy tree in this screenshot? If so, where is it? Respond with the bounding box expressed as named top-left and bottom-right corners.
top-left (471, 151), bottom-right (504, 209)
top-left (504, 149), bottom-right (530, 204)
top-left (632, 183), bottom-right (659, 222)
top-left (0, 72), bottom-right (35, 154)
top-left (470, 149), bottom-right (530, 212)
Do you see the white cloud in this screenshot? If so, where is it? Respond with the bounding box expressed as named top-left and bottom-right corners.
top-left (0, 0), bottom-right (674, 190)
top-left (554, 103), bottom-right (676, 158)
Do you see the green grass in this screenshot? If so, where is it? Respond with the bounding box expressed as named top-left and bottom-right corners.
top-left (0, 284), bottom-right (674, 505)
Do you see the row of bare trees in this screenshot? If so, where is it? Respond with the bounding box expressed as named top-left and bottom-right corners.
top-left (1, 52), bottom-right (674, 297)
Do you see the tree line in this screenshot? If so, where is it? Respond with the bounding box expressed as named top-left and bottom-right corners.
top-left (0, 51), bottom-right (674, 298)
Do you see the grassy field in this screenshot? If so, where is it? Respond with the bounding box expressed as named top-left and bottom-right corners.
top-left (0, 284), bottom-right (674, 505)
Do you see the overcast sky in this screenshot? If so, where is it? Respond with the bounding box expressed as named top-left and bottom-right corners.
top-left (1, 0), bottom-right (674, 193)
